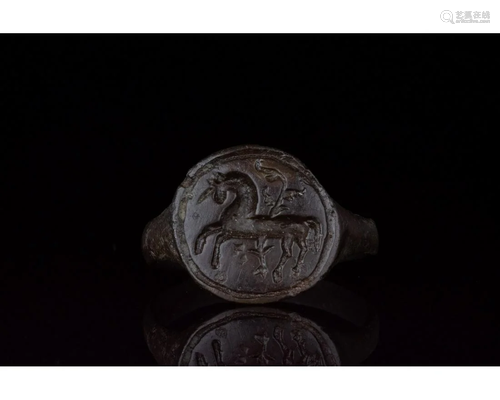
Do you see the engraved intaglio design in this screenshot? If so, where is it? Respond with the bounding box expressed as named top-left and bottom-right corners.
top-left (195, 160), bottom-right (322, 285)
top-left (176, 146), bottom-right (335, 301)
top-left (179, 309), bottom-right (340, 366)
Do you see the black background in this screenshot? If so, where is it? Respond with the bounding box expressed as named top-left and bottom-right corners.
top-left (1, 35), bottom-right (498, 365)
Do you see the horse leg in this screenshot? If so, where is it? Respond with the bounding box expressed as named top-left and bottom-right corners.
top-left (195, 223), bottom-right (222, 254)
top-left (272, 235), bottom-right (293, 284)
top-left (292, 237), bottom-right (308, 278)
top-left (211, 232), bottom-right (228, 269)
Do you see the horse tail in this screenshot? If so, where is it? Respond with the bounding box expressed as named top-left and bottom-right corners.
top-left (305, 219), bottom-right (322, 252)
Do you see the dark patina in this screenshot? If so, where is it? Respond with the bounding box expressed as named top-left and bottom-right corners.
top-left (142, 145), bottom-right (378, 303)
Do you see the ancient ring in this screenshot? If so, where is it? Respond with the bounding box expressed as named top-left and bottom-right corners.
top-left (142, 145), bottom-right (378, 304)
top-left (144, 280), bottom-right (379, 366)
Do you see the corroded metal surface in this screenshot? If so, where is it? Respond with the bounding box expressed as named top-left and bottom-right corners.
top-left (142, 145), bottom-right (378, 303)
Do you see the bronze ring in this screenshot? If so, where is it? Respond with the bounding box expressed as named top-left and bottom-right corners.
top-left (142, 145), bottom-right (378, 303)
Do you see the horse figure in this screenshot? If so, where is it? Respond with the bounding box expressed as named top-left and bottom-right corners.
top-left (194, 171), bottom-right (322, 283)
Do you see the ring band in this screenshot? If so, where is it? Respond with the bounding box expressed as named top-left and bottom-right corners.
top-left (142, 145), bottom-right (378, 303)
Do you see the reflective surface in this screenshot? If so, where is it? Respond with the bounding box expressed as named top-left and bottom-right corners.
top-left (148, 307), bottom-right (342, 366)
top-left (144, 280), bottom-right (378, 366)
top-left (1, 255), bottom-right (498, 365)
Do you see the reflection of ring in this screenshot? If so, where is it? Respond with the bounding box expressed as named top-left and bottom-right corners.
top-left (144, 280), bottom-right (379, 366)
top-left (142, 145), bottom-right (378, 303)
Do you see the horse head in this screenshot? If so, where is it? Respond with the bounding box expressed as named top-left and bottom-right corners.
top-left (197, 171), bottom-right (252, 205)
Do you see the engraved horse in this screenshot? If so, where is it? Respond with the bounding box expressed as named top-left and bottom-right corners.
top-left (194, 171), bottom-right (322, 283)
